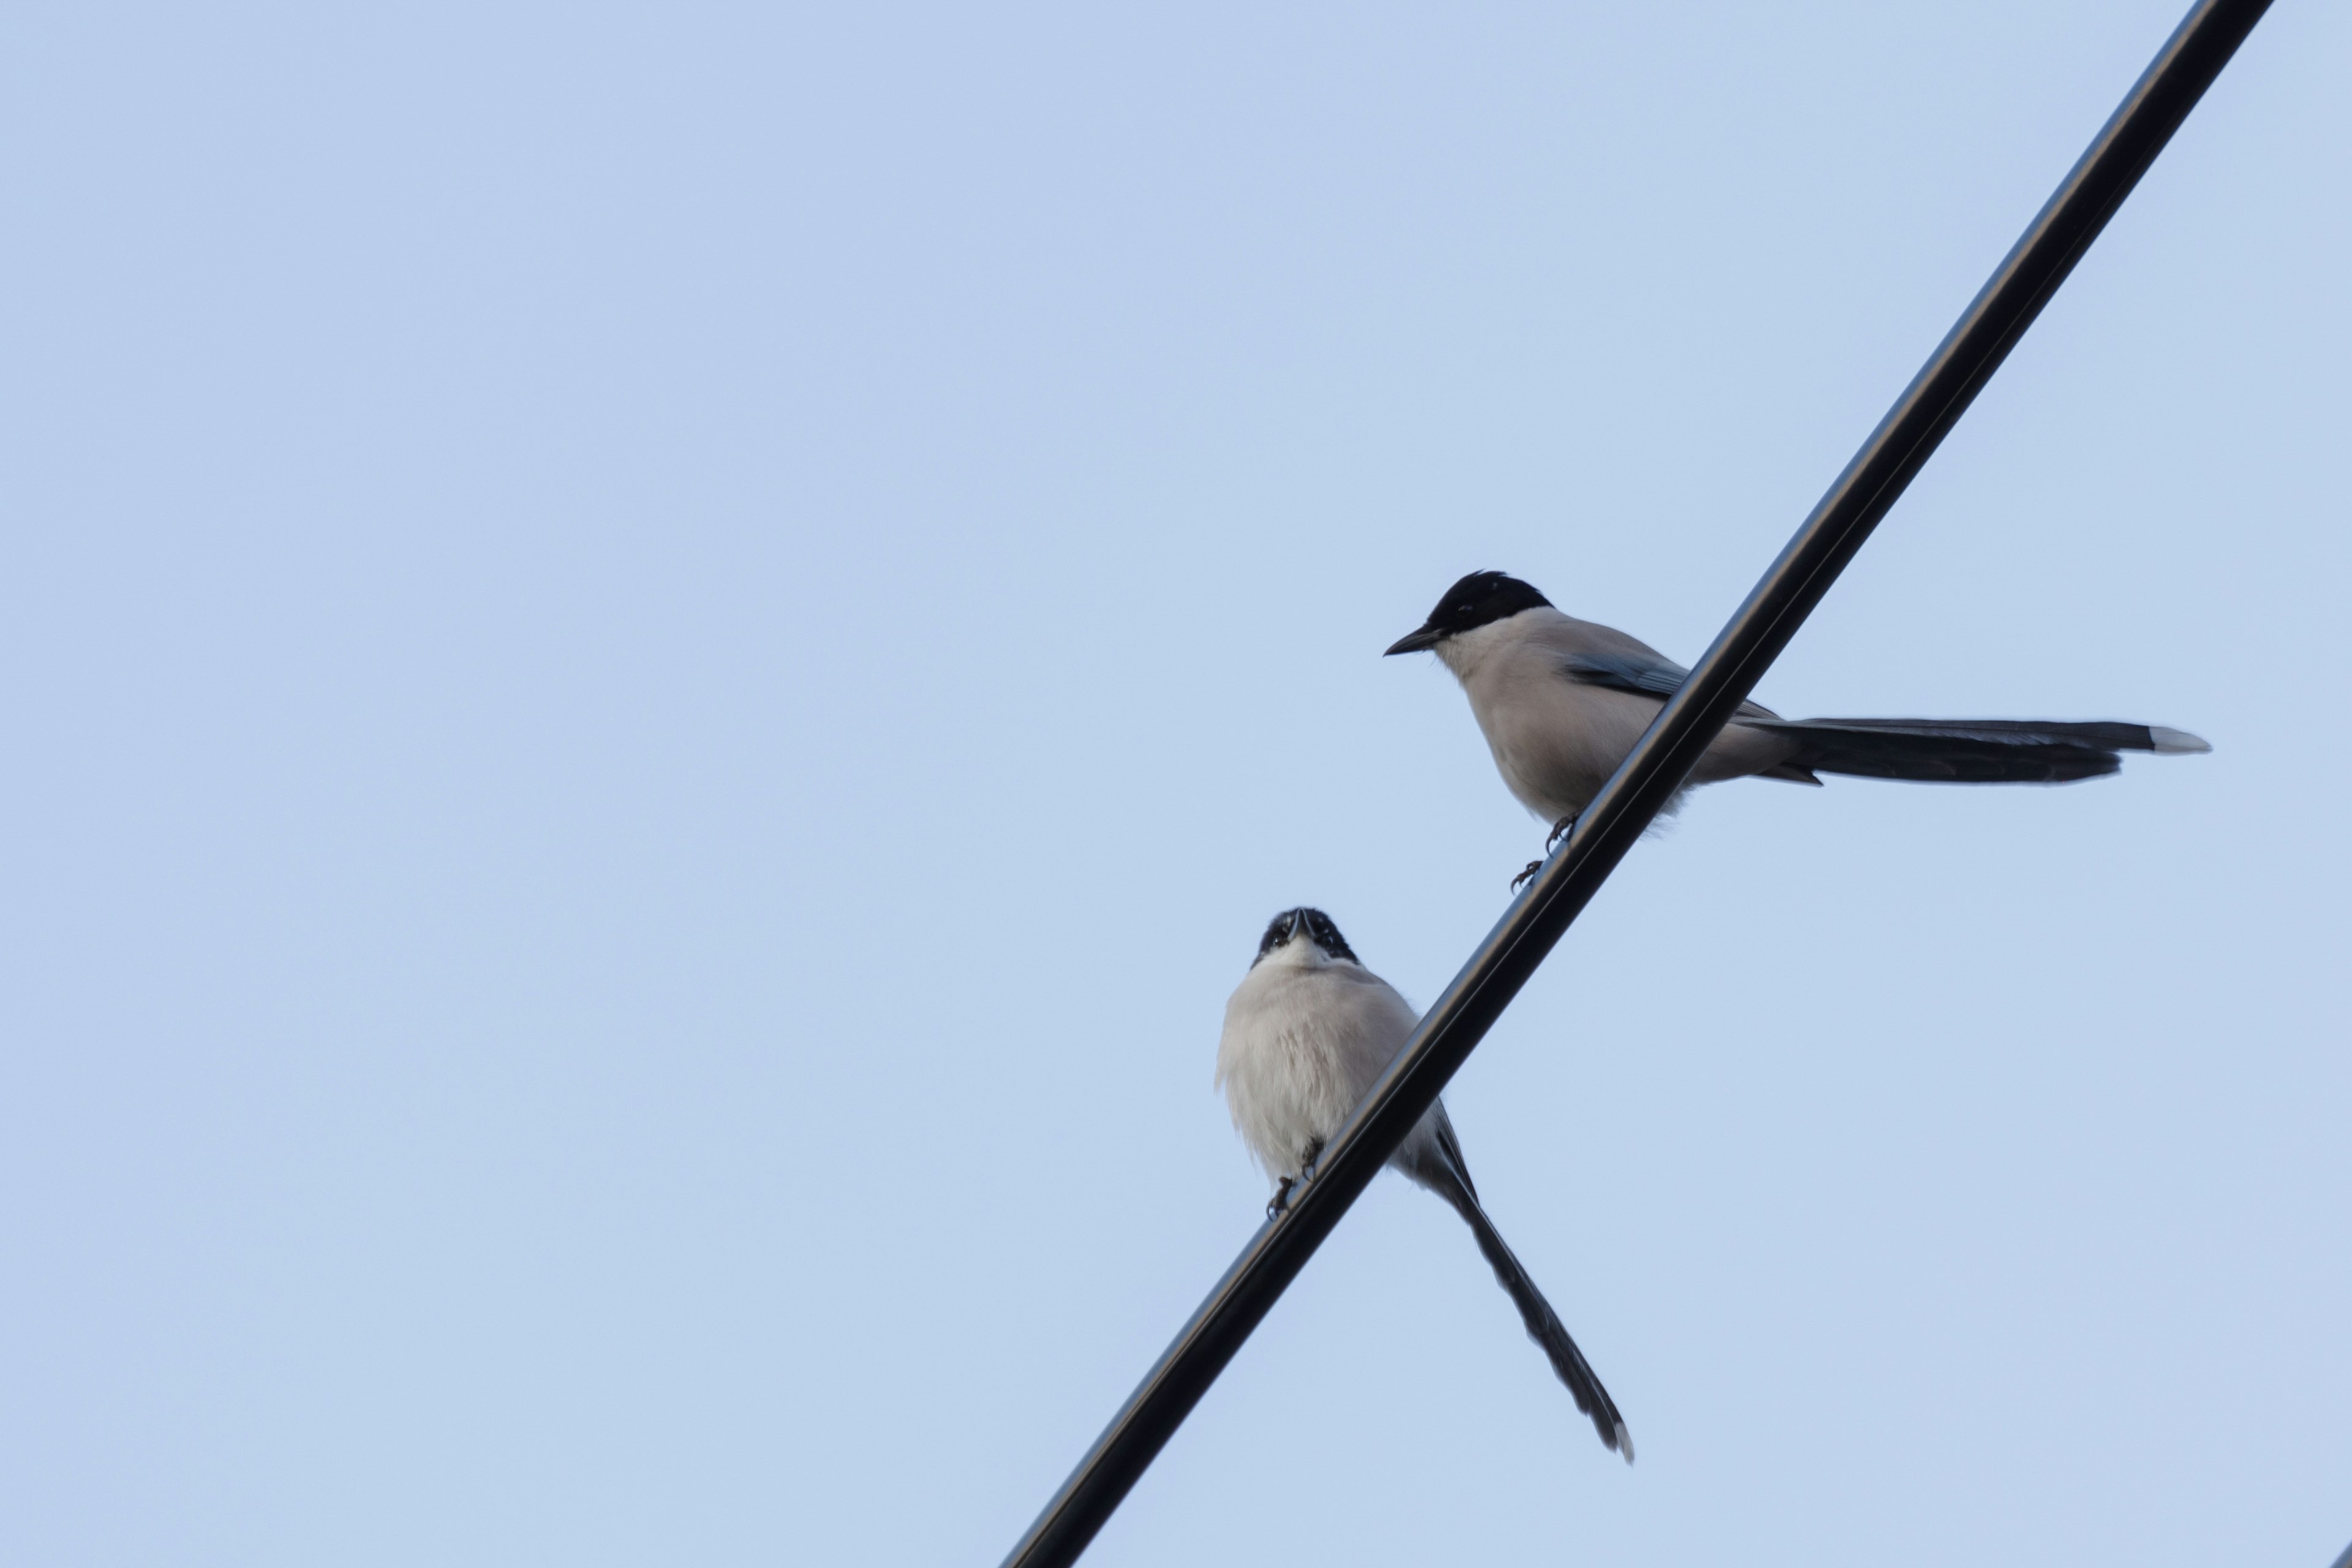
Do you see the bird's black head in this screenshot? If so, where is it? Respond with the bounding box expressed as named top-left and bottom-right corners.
top-left (1383, 571), bottom-right (1553, 655)
top-left (1253, 907), bottom-right (1360, 967)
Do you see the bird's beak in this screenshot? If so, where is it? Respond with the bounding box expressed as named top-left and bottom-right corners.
top-left (1384, 625), bottom-right (1442, 656)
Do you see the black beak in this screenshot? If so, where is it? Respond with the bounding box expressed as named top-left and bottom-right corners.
top-left (1384, 625), bottom-right (1442, 656)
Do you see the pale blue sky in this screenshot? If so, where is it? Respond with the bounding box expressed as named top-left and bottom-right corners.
top-left (2, 2), bottom-right (2346, 1565)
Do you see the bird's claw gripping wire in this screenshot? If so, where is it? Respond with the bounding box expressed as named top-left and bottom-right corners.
top-left (1266, 1139), bottom-right (1327, 1221)
top-left (1512, 814), bottom-right (1581, 891)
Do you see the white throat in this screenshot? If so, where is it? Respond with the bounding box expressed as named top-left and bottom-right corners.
top-left (1433, 607), bottom-right (1562, 685)
top-left (1256, 937), bottom-right (1336, 973)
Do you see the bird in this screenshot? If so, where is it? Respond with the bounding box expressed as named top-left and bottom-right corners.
top-left (1215, 905), bottom-right (1632, 1461)
top-left (1385, 570), bottom-right (2209, 883)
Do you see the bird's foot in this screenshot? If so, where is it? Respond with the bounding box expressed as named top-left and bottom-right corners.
top-left (1511, 816), bottom-right (1580, 891)
top-left (1268, 1139), bottom-right (1328, 1219)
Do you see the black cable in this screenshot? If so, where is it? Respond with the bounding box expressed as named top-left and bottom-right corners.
top-left (1000, 3), bottom-right (2272, 1562)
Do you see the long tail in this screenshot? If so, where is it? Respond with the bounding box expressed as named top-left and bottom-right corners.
top-left (1403, 1124), bottom-right (1632, 1462)
top-left (1739, 717), bottom-right (2209, 785)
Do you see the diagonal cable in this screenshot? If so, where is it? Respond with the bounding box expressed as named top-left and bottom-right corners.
top-left (1002, 3), bottom-right (2272, 1562)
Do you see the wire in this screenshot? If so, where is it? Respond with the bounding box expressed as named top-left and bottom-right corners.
top-left (1000, 2), bottom-right (2274, 1562)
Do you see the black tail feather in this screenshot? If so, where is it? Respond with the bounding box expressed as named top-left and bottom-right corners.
top-left (1741, 717), bottom-right (2207, 785)
top-left (1406, 1133), bottom-right (1632, 1462)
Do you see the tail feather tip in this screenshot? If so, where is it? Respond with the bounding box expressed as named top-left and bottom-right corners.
top-left (1615, 1423), bottom-right (1635, 1465)
top-left (2150, 726), bottom-right (2211, 755)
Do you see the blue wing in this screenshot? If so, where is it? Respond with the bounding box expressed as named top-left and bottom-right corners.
top-left (1559, 647), bottom-right (1784, 722)
top-left (1557, 649), bottom-right (1690, 700)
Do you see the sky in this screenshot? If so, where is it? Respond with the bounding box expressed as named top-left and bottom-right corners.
top-left (1, 1), bottom-right (2346, 1565)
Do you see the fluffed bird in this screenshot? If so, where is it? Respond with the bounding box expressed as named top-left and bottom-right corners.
top-left (1385, 570), bottom-right (2209, 881)
top-left (1215, 906), bottom-right (1632, 1461)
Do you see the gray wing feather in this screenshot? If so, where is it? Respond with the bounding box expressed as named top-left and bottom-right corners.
top-left (1558, 649), bottom-right (1687, 700)
top-left (1558, 648), bottom-right (1780, 721)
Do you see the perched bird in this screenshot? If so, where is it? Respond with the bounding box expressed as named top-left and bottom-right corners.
top-left (1216, 906), bottom-right (1632, 1461)
top-left (1385, 570), bottom-right (2209, 880)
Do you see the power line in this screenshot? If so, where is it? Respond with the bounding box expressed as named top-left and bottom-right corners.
top-left (999, 2), bottom-right (2274, 1563)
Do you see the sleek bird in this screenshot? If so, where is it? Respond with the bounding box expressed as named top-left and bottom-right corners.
top-left (1216, 906), bottom-right (1632, 1461)
top-left (1385, 570), bottom-right (2208, 881)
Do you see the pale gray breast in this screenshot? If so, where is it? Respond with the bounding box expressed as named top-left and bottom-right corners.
top-left (1315, 965), bottom-right (1420, 1101)
top-left (1467, 637), bottom-right (1660, 820)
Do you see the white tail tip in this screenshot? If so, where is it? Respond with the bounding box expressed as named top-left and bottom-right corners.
top-left (2150, 726), bottom-right (2211, 755)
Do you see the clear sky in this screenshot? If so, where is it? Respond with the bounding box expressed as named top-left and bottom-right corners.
top-left (2, 2), bottom-right (2345, 1564)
